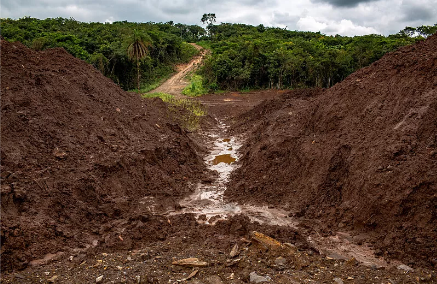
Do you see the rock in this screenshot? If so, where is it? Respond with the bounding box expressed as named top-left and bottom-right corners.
top-left (207, 275), bottom-right (224, 284)
top-left (333, 278), bottom-right (344, 284)
top-left (230, 244), bottom-right (239, 258)
top-left (250, 231), bottom-right (281, 249)
top-left (397, 264), bottom-right (414, 272)
top-left (172, 258), bottom-right (208, 267)
top-left (249, 272), bottom-right (270, 283)
top-left (47, 275), bottom-right (58, 283)
top-left (96, 275), bottom-right (104, 283)
top-left (283, 243), bottom-right (297, 253)
top-left (275, 256), bottom-right (287, 266)
top-left (53, 147), bottom-right (67, 159)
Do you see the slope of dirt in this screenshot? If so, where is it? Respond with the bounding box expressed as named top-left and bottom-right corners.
top-left (226, 35), bottom-right (437, 268)
top-left (0, 40), bottom-right (206, 272)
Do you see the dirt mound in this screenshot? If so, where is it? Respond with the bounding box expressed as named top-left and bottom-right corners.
top-left (226, 35), bottom-right (437, 267)
top-left (0, 40), bottom-right (206, 272)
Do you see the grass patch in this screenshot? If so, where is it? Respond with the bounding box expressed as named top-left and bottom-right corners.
top-left (196, 41), bottom-right (212, 50)
top-left (142, 92), bottom-right (207, 131)
top-left (142, 92), bottom-right (174, 101)
top-left (182, 75), bottom-right (208, 97)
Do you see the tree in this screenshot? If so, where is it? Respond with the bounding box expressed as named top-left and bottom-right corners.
top-left (127, 30), bottom-right (152, 92)
top-left (201, 13), bottom-right (216, 26)
top-left (201, 13), bottom-right (216, 38)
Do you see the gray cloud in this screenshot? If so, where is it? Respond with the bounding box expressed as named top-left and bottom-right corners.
top-left (0, 0), bottom-right (436, 36)
top-left (310, 0), bottom-right (379, 7)
top-left (272, 11), bottom-right (300, 27)
top-left (402, 5), bottom-right (434, 22)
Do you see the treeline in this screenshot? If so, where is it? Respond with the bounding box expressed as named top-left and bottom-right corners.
top-left (2, 17), bottom-right (435, 92)
top-left (0, 17), bottom-right (206, 91)
top-left (199, 23), bottom-right (436, 90)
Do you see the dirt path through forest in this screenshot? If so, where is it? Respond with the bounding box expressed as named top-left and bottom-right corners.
top-left (147, 43), bottom-right (206, 98)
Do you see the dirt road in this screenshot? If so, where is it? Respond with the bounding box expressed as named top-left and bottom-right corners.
top-left (148, 43), bottom-right (206, 98)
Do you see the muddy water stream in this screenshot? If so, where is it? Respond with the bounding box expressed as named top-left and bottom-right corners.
top-left (172, 121), bottom-right (296, 227)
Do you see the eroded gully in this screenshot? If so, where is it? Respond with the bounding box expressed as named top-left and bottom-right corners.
top-left (170, 119), bottom-right (295, 227)
top-left (167, 117), bottom-right (395, 269)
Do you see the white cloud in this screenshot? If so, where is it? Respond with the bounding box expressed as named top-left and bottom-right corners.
top-left (297, 16), bottom-right (328, 32)
top-left (0, 0), bottom-right (436, 36)
top-left (296, 16), bottom-right (379, 36)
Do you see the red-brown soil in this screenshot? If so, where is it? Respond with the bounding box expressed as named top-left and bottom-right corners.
top-left (1, 36), bottom-right (437, 283)
top-left (226, 34), bottom-right (437, 268)
top-left (0, 40), bottom-right (207, 272)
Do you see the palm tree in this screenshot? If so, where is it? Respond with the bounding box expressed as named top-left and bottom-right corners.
top-left (127, 30), bottom-right (152, 92)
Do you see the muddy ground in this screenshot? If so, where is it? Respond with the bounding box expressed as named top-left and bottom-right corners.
top-left (1, 34), bottom-right (437, 283)
top-left (226, 34), bottom-right (437, 270)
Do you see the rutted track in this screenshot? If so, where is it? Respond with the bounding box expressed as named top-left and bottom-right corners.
top-left (147, 43), bottom-right (206, 99)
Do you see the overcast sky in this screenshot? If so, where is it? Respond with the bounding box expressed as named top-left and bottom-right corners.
top-left (1, 0), bottom-right (436, 36)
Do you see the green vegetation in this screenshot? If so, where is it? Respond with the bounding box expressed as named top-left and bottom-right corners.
top-left (142, 93), bottom-right (206, 130)
top-left (182, 75), bottom-right (208, 97)
top-left (127, 30), bottom-right (152, 91)
top-left (1, 16), bottom-right (435, 95)
top-left (0, 17), bottom-right (203, 91)
top-left (142, 92), bottom-right (175, 101)
top-left (198, 23), bottom-right (436, 91)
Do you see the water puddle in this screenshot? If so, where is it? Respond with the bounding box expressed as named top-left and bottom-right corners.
top-left (171, 120), bottom-right (296, 227)
top-left (212, 154), bottom-right (236, 165)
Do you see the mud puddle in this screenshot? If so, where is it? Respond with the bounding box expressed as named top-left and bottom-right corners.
top-left (170, 121), bottom-right (296, 227)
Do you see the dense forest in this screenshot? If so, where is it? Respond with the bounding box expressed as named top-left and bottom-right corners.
top-left (199, 23), bottom-right (436, 90)
top-left (1, 17), bottom-right (436, 92)
top-left (0, 17), bottom-right (204, 91)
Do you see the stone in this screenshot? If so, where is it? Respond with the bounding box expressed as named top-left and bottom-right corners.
top-left (333, 278), bottom-right (344, 284)
top-left (230, 244), bottom-right (239, 258)
top-left (96, 275), bottom-right (104, 283)
top-left (250, 231), bottom-right (281, 249)
top-left (172, 258), bottom-right (208, 267)
top-left (47, 275), bottom-right (58, 283)
top-left (53, 147), bottom-right (67, 159)
top-left (275, 256), bottom-right (287, 266)
top-left (283, 243), bottom-right (297, 253)
top-left (249, 272), bottom-right (270, 283)
top-left (397, 264), bottom-right (414, 272)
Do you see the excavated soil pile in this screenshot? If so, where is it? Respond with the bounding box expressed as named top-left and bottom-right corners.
top-left (227, 35), bottom-right (437, 268)
top-left (0, 40), bottom-right (206, 272)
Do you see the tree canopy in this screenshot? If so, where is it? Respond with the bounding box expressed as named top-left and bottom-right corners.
top-left (197, 23), bottom-right (429, 90)
top-left (1, 17), bottom-right (434, 93)
top-left (0, 17), bottom-right (203, 91)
